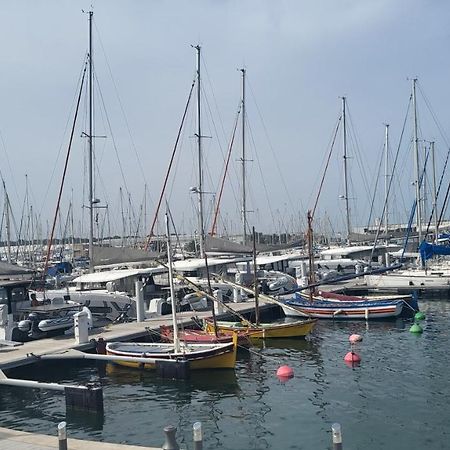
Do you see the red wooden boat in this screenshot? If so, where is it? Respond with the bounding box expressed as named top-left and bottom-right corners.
top-left (159, 325), bottom-right (252, 347)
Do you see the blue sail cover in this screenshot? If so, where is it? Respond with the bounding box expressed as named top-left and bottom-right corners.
top-left (419, 241), bottom-right (450, 261)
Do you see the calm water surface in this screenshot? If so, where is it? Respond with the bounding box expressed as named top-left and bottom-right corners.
top-left (0, 299), bottom-right (449, 449)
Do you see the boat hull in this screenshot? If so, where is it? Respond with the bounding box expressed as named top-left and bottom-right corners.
top-left (205, 318), bottom-right (316, 339)
top-left (283, 294), bottom-right (404, 319)
top-left (106, 340), bottom-right (237, 370)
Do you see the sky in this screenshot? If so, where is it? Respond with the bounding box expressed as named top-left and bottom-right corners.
top-left (0, 0), bottom-right (449, 242)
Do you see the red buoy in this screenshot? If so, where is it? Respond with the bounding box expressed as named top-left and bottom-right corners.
top-left (349, 334), bottom-right (362, 343)
top-left (276, 365), bottom-right (294, 380)
top-left (344, 351), bottom-right (361, 363)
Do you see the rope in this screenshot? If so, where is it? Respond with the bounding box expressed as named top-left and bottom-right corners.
top-left (144, 78), bottom-right (196, 251)
top-left (210, 104), bottom-right (241, 235)
top-left (42, 61), bottom-right (88, 281)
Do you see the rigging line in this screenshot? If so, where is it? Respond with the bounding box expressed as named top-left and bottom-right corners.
top-left (417, 82), bottom-right (450, 147)
top-left (370, 95), bottom-right (411, 262)
top-left (311, 116), bottom-right (341, 219)
top-left (436, 151), bottom-right (450, 232)
top-left (427, 146), bottom-right (450, 233)
top-left (144, 77), bottom-right (196, 251)
top-left (346, 105), bottom-right (372, 212)
top-left (42, 61), bottom-right (87, 281)
top-left (15, 180), bottom-right (28, 261)
top-left (210, 104), bottom-right (242, 236)
top-left (93, 72), bottom-right (131, 196)
top-left (200, 83), bottom-right (233, 206)
top-left (167, 204), bottom-right (184, 259)
top-left (201, 55), bottom-right (230, 154)
top-left (38, 54), bottom-right (89, 218)
top-left (247, 78), bottom-right (300, 217)
top-left (366, 140), bottom-right (385, 230)
top-left (246, 117), bottom-right (276, 232)
top-left (93, 22), bottom-right (154, 206)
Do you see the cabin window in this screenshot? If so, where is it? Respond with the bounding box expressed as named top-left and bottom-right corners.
top-left (0, 288), bottom-right (7, 304)
top-left (11, 287), bottom-right (27, 303)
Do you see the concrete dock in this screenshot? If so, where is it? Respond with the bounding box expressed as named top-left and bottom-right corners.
top-left (0, 427), bottom-right (159, 449)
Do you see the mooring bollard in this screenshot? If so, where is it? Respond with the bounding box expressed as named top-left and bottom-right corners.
top-left (193, 421), bottom-right (203, 450)
top-left (58, 421), bottom-right (68, 450)
top-left (331, 423), bottom-right (343, 450)
top-left (162, 425), bottom-right (179, 450)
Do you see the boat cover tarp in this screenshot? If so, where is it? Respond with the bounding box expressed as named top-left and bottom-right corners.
top-left (91, 245), bottom-right (161, 266)
top-left (205, 235), bottom-right (253, 254)
top-left (419, 241), bottom-right (450, 261)
top-left (0, 261), bottom-right (35, 278)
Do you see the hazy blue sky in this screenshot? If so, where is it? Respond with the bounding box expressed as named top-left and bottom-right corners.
top-left (0, 0), bottom-right (449, 240)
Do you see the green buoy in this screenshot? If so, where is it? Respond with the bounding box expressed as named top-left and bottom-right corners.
top-left (410, 323), bottom-right (423, 334)
top-left (414, 311), bottom-right (426, 321)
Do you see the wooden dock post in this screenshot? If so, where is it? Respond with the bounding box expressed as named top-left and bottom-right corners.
top-left (65, 382), bottom-right (103, 413)
top-left (332, 423), bottom-right (343, 449)
top-left (162, 425), bottom-right (179, 450)
top-left (58, 421), bottom-right (68, 450)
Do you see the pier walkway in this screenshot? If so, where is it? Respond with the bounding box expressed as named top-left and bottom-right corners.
top-left (0, 427), bottom-right (159, 449)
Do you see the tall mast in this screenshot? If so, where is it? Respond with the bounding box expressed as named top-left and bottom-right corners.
top-left (3, 182), bottom-right (11, 264)
top-left (342, 97), bottom-right (351, 243)
top-left (384, 123), bottom-right (390, 244)
top-left (88, 10), bottom-right (95, 272)
top-left (431, 141), bottom-right (439, 243)
top-left (412, 78), bottom-right (422, 243)
top-left (195, 45), bottom-right (205, 258)
top-left (241, 68), bottom-right (247, 246)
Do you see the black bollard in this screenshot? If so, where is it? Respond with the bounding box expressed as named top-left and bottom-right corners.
top-left (65, 383), bottom-right (103, 413)
top-left (96, 337), bottom-right (107, 354)
top-left (162, 425), bottom-right (179, 450)
top-left (58, 421), bottom-right (68, 450)
top-left (156, 359), bottom-right (190, 379)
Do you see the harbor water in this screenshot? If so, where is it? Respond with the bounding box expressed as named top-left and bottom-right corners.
top-left (0, 298), bottom-right (448, 449)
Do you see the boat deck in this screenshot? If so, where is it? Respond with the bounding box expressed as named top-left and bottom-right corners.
top-left (0, 300), bottom-right (274, 370)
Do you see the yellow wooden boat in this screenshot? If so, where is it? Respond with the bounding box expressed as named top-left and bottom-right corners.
top-left (205, 318), bottom-right (317, 339)
top-left (105, 334), bottom-right (237, 370)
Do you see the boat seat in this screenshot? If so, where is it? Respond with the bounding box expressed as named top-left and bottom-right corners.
top-left (51, 297), bottom-right (65, 305)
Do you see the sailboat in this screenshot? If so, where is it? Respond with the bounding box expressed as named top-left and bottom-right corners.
top-left (364, 79), bottom-right (450, 294)
top-left (204, 228), bottom-right (317, 339)
top-left (106, 213), bottom-right (237, 370)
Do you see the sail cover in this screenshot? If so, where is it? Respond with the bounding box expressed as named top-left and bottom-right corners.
top-left (419, 241), bottom-right (450, 261)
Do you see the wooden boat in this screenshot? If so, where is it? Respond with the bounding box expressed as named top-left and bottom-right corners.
top-left (282, 292), bottom-right (405, 319)
top-left (205, 317), bottom-right (317, 339)
top-left (106, 338), bottom-right (237, 370)
top-left (106, 214), bottom-right (238, 371)
top-left (159, 325), bottom-right (252, 347)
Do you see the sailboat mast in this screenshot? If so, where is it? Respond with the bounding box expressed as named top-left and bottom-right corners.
top-left (165, 213), bottom-right (180, 353)
top-left (88, 10), bottom-right (95, 273)
top-left (342, 97), bottom-right (351, 243)
top-left (3, 182), bottom-right (11, 264)
top-left (384, 123), bottom-right (389, 244)
top-left (431, 141), bottom-right (439, 243)
top-left (241, 68), bottom-right (247, 246)
top-left (195, 45), bottom-right (205, 258)
top-left (252, 227), bottom-right (259, 325)
top-left (412, 78), bottom-right (423, 243)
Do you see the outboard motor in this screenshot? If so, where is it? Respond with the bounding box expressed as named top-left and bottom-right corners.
top-left (18, 319), bottom-right (32, 333)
